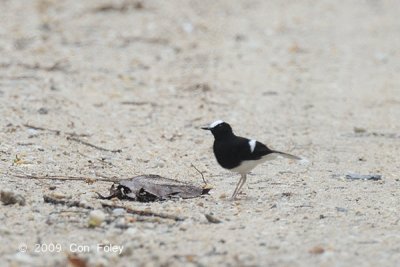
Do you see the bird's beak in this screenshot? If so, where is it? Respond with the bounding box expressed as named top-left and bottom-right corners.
top-left (201, 126), bottom-right (210, 130)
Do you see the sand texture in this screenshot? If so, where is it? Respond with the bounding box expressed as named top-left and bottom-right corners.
top-left (1, 0), bottom-right (400, 266)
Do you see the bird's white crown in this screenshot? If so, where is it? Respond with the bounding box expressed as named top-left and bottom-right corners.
top-left (209, 120), bottom-right (224, 128)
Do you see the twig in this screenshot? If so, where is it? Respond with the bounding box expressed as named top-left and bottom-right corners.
top-left (92, 1), bottom-right (144, 13)
top-left (16, 142), bottom-right (35, 146)
top-left (101, 203), bottom-right (185, 221)
top-left (119, 37), bottom-right (169, 47)
top-left (24, 123), bottom-right (61, 135)
top-left (12, 174), bottom-right (117, 183)
top-left (120, 101), bottom-right (157, 106)
top-left (0, 75), bottom-right (40, 80)
top-left (43, 195), bottom-right (81, 207)
top-left (191, 163), bottom-right (207, 185)
top-left (23, 123), bottom-right (90, 137)
top-left (66, 136), bottom-right (122, 153)
top-left (17, 60), bottom-right (69, 72)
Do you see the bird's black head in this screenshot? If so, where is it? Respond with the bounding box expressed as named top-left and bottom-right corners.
top-left (202, 120), bottom-right (234, 140)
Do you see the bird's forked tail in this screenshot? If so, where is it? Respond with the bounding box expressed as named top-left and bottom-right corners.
top-left (272, 150), bottom-right (302, 160)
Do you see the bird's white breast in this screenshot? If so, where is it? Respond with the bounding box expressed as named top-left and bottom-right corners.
top-left (230, 153), bottom-right (278, 175)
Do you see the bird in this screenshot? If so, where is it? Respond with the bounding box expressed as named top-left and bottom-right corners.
top-left (202, 120), bottom-right (301, 199)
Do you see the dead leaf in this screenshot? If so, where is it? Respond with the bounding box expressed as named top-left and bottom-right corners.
top-left (97, 174), bottom-right (211, 202)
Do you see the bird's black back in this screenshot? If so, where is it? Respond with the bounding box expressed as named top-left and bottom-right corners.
top-left (213, 134), bottom-right (274, 170)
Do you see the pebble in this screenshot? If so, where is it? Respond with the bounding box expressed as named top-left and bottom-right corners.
top-left (153, 159), bottom-right (165, 168)
top-left (121, 241), bottom-right (141, 256)
top-left (49, 192), bottom-right (68, 199)
top-left (79, 200), bottom-right (90, 208)
top-left (309, 245), bottom-right (325, 254)
top-left (219, 193), bottom-right (227, 199)
top-left (0, 226), bottom-right (11, 235)
top-left (182, 22), bottom-right (193, 33)
top-left (0, 190), bottom-right (26, 206)
top-left (37, 107), bottom-right (49, 114)
top-left (87, 256), bottom-right (109, 267)
top-left (11, 252), bottom-right (33, 264)
top-left (114, 218), bottom-right (127, 229)
top-left (125, 227), bottom-right (138, 236)
top-left (345, 173), bottom-right (382, 181)
top-left (27, 128), bottom-right (38, 135)
top-left (299, 157), bottom-right (310, 165)
top-left (336, 207), bottom-right (348, 213)
top-left (354, 127), bottom-right (367, 133)
top-left (88, 210), bottom-right (106, 227)
top-left (112, 208), bottom-right (126, 216)
top-left (374, 52), bottom-right (388, 63)
top-left (205, 214), bottom-right (222, 224)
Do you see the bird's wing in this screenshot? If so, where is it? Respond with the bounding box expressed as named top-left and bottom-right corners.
top-left (233, 137), bottom-right (274, 161)
top-left (238, 137), bottom-right (301, 160)
top-left (250, 140), bottom-right (275, 158)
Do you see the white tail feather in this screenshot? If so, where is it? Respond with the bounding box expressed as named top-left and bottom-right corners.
top-left (273, 151), bottom-right (302, 160)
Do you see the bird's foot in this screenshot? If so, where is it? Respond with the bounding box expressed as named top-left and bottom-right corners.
top-left (230, 191), bottom-right (246, 200)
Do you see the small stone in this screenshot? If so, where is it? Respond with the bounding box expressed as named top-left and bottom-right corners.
top-left (12, 252), bottom-right (33, 264)
top-left (48, 192), bottom-right (68, 199)
top-left (235, 34), bottom-right (246, 42)
top-left (374, 52), bottom-right (388, 63)
top-left (67, 253), bottom-right (88, 267)
top-left (182, 22), bottom-right (193, 33)
top-left (345, 173), bottom-right (381, 181)
top-left (354, 127), bottom-right (366, 133)
top-left (79, 200), bottom-right (90, 208)
top-left (27, 128), bottom-right (38, 135)
top-left (112, 208), bottom-right (126, 216)
top-left (114, 218), bottom-right (127, 229)
top-left (125, 228), bottom-right (137, 237)
top-left (87, 256), bottom-right (108, 267)
top-left (299, 158), bottom-right (310, 165)
top-left (121, 241), bottom-right (140, 256)
top-left (0, 226), bottom-right (11, 235)
top-left (38, 107), bottom-right (49, 114)
top-left (336, 207), bottom-right (348, 213)
top-left (309, 245), bottom-right (325, 254)
top-left (205, 214), bottom-right (222, 224)
top-left (219, 193), bottom-right (227, 199)
top-left (0, 190), bottom-right (26, 206)
top-left (152, 159), bottom-right (165, 168)
top-left (88, 210), bottom-right (106, 227)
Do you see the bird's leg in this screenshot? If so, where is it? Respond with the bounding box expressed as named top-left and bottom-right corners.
top-left (231, 174), bottom-right (244, 200)
top-left (236, 174), bottom-right (247, 196)
top-left (231, 174), bottom-right (247, 200)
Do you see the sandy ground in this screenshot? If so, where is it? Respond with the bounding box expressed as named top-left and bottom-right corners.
top-left (1, 0), bottom-right (400, 266)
